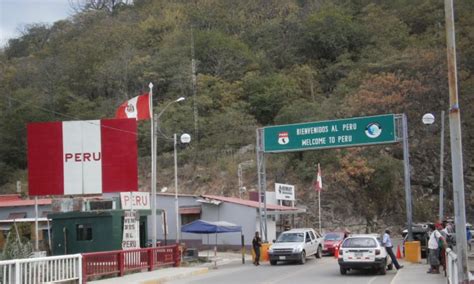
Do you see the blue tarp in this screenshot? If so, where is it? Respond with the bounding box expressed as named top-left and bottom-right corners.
top-left (181, 220), bottom-right (242, 234)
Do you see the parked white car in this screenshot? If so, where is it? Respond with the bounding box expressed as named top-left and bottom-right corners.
top-left (268, 228), bottom-right (323, 265)
top-left (338, 234), bottom-right (393, 275)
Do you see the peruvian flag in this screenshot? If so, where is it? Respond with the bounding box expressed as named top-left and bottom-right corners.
top-left (27, 119), bottom-right (138, 196)
top-left (314, 163), bottom-right (323, 192)
top-left (115, 93), bottom-right (151, 121)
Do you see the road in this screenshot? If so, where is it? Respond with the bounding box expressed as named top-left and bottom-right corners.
top-left (170, 256), bottom-right (398, 284)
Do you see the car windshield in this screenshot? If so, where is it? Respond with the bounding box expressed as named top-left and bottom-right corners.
top-left (276, 232), bottom-right (304, 243)
top-left (324, 233), bottom-right (343, 241)
top-left (342, 237), bottom-right (377, 248)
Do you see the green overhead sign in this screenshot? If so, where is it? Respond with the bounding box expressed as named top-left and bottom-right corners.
top-left (263, 114), bottom-right (397, 153)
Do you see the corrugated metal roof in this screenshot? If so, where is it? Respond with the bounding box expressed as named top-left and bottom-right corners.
top-left (0, 194), bottom-right (52, 207)
top-left (201, 195), bottom-right (297, 211)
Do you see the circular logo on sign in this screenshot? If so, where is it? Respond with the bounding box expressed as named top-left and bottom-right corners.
top-left (365, 123), bottom-right (382, 138)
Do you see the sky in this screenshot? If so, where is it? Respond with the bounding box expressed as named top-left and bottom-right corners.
top-left (0, 0), bottom-right (72, 46)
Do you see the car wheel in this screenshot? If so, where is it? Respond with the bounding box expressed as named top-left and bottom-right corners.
top-left (379, 259), bottom-right (387, 275)
top-left (316, 246), bottom-right (322, 259)
top-left (340, 266), bottom-right (347, 275)
top-left (299, 251), bottom-right (306, 264)
top-left (387, 263), bottom-right (393, 271)
top-left (270, 260), bottom-right (277, 266)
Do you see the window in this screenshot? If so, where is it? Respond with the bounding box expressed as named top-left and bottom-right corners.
top-left (342, 237), bottom-right (377, 248)
top-left (89, 200), bottom-right (113, 210)
top-left (76, 224), bottom-right (93, 241)
top-left (8, 212), bottom-right (26, 219)
top-left (309, 231), bottom-right (316, 240)
top-left (276, 233), bottom-right (304, 243)
top-left (324, 233), bottom-right (344, 241)
top-left (179, 206), bottom-right (201, 225)
top-left (181, 214), bottom-right (200, 225)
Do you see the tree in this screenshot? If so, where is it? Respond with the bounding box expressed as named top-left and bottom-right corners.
top-left (342, 73), bottom-right (428, 117)
top-left (243, 72), bottom-right (302, 125)
top-left (301, 5), bottom-right (368, 62)
top-left (70, 0), bottom-right (133, 13)
top-left (195, 30), bottom-right (256, 81)
top-left (333, 148), bottom-right (404, 232)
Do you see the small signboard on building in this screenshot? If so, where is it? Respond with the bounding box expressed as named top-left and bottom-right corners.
top-left (122, 210), bottom-right (140, 250)
top-left (120, 192), bottom-right (150, 210)
top-left (275, 183), bottom-right (295, 201)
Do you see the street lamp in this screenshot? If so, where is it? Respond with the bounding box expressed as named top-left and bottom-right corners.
top-left (151, 96), bottom-right (186, 248)
top-left (175, 133), bottom-right (191, 244)
top-left (422, 111), bottom-right (445, 221)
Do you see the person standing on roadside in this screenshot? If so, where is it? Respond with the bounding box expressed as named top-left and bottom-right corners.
top-left (467, 226), bottom-right (472, 251)
top-left (382, 229), bottom-right (403, 270)
top-left (252, 231), bottom-right (262, 266)
top-left (427, 223), bottom-right (447, 274)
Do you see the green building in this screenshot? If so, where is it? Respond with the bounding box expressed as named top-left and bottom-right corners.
top-left (49, 210), bottom-right (149, 255)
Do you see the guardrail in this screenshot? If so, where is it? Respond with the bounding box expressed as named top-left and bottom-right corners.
top-left (82, 244), bottom-right (180, 283)
top-left (446, 248), bottom-right (474, 284)
top-left (446, 248), bottom-right (458, 284)
top-left (0, 254), bottom-right (82, 284)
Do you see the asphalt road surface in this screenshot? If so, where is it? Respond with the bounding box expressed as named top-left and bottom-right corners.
top-left (170, 256), bottom-right (398, 284)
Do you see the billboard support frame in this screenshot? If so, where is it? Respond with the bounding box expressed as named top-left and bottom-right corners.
top-left (256, 114), bottom-right (413, 242)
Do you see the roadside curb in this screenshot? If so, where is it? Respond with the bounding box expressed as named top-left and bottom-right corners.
top-left (391, 260), bottom-right (446, 284)
top-left (140, 267), bottom-right (209, 284)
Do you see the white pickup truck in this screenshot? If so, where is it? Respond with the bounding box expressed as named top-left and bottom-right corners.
top-left (268, 228), bottom-right (323, 265)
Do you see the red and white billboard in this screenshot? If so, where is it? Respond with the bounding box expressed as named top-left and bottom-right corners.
top-left (27, 119), bottom-right (138, 196)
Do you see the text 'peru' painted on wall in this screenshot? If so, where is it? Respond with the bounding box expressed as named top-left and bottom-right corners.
top-left (27, 119), bottom-right (138, 196)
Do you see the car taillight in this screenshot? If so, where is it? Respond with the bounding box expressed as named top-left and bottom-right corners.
top-left (375, 249), bottom-right (381, 255)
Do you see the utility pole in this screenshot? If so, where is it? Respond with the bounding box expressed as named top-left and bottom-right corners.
top-left (191, 27), bottom-right (198, 142)
top-left (444, 0), bottom-right (469, 282)
top-left (439, 110), bottom-right (445, 221)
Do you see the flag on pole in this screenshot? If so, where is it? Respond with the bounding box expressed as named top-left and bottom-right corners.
top-left (314, 163), bottom-right (322, 192)
top-left (115, 93), bottom-right (151, 120)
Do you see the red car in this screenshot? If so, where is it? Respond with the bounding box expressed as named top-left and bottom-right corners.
top-left (323, 232), bottom-right (345, 255)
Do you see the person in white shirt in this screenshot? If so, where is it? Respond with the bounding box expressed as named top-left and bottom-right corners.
top-left (427, 223), bottom-right (446, 274)
top-left (382, 229), bottom-right (403, 270)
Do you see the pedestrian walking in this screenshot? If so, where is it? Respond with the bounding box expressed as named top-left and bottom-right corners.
top-left (381, 229), bottom-right (403, 270)
top-left (252, 231), bottom-right (262, 266)
top-left (427, 223), bottom-right (447, 274)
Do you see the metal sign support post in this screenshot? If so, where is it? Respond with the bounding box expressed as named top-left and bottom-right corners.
top-left (174, 133), bottom-right (180, 244)
top-left (35, 196), bottom-right (39, 251)
top-left (150, 82), bottom-right (158, 248)
top-left (401, 114), bottom-right (413, 241)
top-left (256, 128), bottom-right (267, 241)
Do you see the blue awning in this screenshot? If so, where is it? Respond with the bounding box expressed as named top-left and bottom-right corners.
top-left (181, 219), bottom-right (241, 234)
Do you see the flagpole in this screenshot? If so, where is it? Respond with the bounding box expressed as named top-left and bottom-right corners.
top-left (149, 82), bottom-right (158, 248)
top-left (318, 189), bottom-right (321, 233)
top-left (318, 164), bottom-right (321, 233)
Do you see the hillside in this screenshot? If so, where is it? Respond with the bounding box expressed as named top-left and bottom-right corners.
top-left (1, 0), bottom-right (473, 232)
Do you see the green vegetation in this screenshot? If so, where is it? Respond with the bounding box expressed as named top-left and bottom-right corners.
top-left (1, 0), bottom-right (473, 229)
